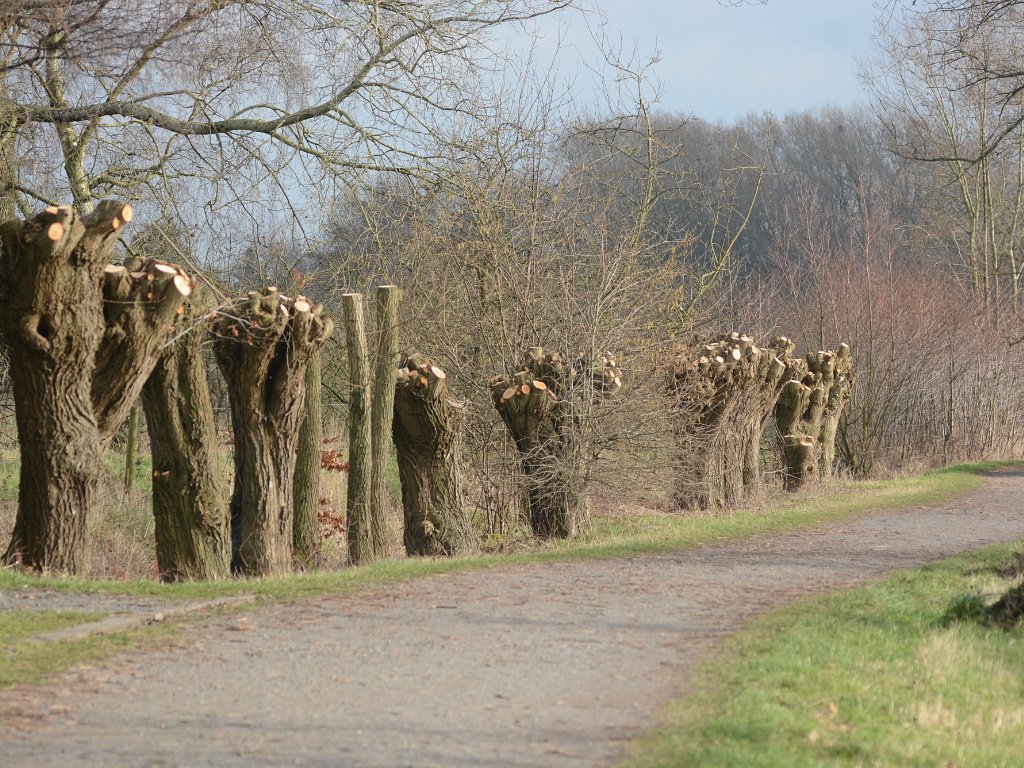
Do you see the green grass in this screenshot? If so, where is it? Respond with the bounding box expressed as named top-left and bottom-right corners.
top-left (0, 610), bottom-right (112, 687)
top-left (624, 541), bottom-right (1024, 768)
top-left (0, 455), bottom-right (18, 503)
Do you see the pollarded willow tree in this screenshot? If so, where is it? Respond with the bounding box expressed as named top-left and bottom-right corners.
top-left (669, 333), bottom-right (792, 510)
top-left (491, 347), bottom-right (622, 538)
top-left (0, 201), bottom-right (194, 572)
top-left (774, 343), bottom-right (854, 490)
top-left (213, 288), bottom-right (334, 576)
top-left (141, 291), bottom-right (231, 582)
top-left (393, 353), bottom-right (477, 557)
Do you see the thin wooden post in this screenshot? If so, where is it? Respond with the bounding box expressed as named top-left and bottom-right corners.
top-left (370, 285), bottom-right (400, 553)
top-left (342, 293), bottom-right (377, 564)
top-left (293, 349), bottom-right (323, 567)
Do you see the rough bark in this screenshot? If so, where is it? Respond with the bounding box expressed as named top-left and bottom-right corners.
top-left (393, 354), bottom-right (476, 556)
top-left (0, 202), bottom-right (128, 573)
top-left (214, 288), bottom-right (333, 576)
top-left (369, 286), bottom-right (400, 554)
top-left (774, 342), bottom-right (855, 490)
top-left (670, 333), bottom-right (793, 510)
top-left (93, 256), bottom-right (194, 448)
top-left (0, 104), bottom-right (16, 221)
top-left (141, 300), bottom-right (230, 582)
top-left (491, 348), bottom-right (620, 538)
top-left (342, 293), bottom-right (385, 564)
top-left (293, 349), bottom-right (323, 568)
top-left (818, 343), bottom-right (855, 478)
top-left (124, 404), bottom-right (139, 493)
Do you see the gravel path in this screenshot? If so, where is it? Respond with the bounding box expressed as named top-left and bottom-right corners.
top-left (2, 469), bottom-right (1023, 768)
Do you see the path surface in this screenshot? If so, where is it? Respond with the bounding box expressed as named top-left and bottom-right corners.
top-left (2, 470), bottom-right (1023, 768)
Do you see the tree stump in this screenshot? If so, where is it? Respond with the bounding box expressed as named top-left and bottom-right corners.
top-left (0, 202), bottom-right (130, 573)
top-left (393, 353), bottom-right (477, 556)
top-left (670, 332), bottom-right (793, 510)
top-left (214, 288), bottom-right (333, 576)
top-left (774, 342), bottom-right (855, 490)
top-left (491, 347), bottom-right (621, 538)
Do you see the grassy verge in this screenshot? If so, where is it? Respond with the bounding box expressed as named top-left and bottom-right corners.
top-left (1, 610), bottom-right (109, 687)
top-left (0, 461), bottom-right (1014, 691)
top-left (625, 540), bottom-right (1024, 768)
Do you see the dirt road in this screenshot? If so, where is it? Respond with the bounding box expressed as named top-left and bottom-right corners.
top-left (2, 470), bottom-right (1023, 767)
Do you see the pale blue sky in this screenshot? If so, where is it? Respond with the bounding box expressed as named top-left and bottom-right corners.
top-left (526, 0), bottom-right (888, 122)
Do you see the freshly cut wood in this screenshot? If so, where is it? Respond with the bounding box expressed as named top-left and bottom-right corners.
top-left (172, 273), bottom-right (192, 297)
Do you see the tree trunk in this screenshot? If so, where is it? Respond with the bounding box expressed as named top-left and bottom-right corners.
top-left (141, 306), bottom-right (230, 582)
top-left (774, 343), bottom-right (855, 490)
top-left (818, 343), bottom-right (855, 478)
top-left (94, 256), bottom-right (194, 448)
top-left (293, 349), bottom-right (323, 568)
top-left (393, 355), bottom-right (476, 556)
top-left (369, 286), bottom-right (400, 553)
top-left (124, 404), bottom-right (139, 493)
top-left (0, 202), bottom-right (129, 573)
top-left (343, 293), bottom-right (385, 564)
top-left (0, 103), bottom-right (17, 221)
top-left (491, 347), bottom-right (617, 538)
top-left (214, 289), bottom-right (333, 576)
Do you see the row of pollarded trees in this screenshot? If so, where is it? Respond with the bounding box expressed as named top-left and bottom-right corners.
top-left (0, 203), bottom-right (332, 578)
top-left (670, 331), bottom-right (855, 509)
top-left (0, 203), bottom-right (856, 580)
top-left (394, 329), bottom-right (855, 546)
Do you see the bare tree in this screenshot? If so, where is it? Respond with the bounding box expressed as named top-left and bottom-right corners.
top-left (0, 0), bottom-right (573, 220)
top-left (868, 3), bottom-right (1024, 311)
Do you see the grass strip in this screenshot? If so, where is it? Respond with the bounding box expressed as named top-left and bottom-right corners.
top-left (1, 610), bottom-right (110, 687)
top-left (624, 540), bottom-right (1024, 768)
